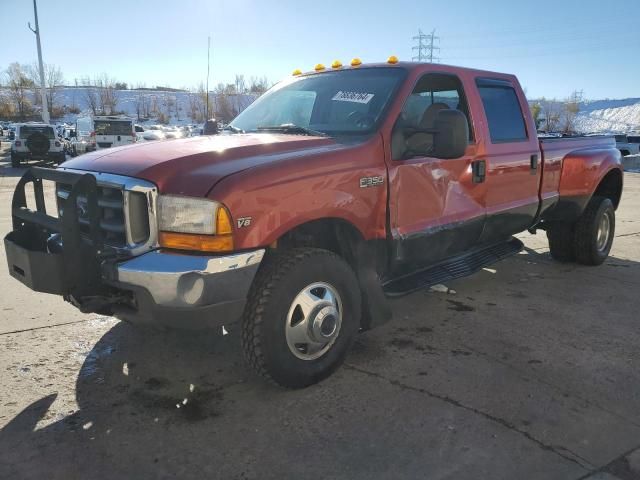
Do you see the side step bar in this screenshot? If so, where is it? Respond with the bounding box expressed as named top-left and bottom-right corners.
top-left (382, 237), bottom-right (524, 298)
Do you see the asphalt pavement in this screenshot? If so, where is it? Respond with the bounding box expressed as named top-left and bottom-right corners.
top-left (1, 139), bottom-right (639, 480)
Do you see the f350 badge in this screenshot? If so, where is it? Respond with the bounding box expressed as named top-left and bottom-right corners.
top-left (360, 176), bottom-right (384, 188)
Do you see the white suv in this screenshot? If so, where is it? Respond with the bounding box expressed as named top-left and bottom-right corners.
top-left (10, 123), bottom-right (66, 167)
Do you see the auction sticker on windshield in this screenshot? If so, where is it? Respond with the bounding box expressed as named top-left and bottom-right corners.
top-left (332, 91), bottom-right (374, 104)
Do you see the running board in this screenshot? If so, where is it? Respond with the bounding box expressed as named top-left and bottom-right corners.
top-left (382, 237), bottom-right (524, 298)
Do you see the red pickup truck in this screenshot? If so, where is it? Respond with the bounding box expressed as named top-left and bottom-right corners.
top-left (5, 59), bottom-right (623, 388)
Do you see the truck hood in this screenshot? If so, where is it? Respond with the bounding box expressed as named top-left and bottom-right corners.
top-left (61, 134), bottom-right (346, 196)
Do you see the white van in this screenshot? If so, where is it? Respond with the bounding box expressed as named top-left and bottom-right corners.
top-left (93, 116), bottom-right (136, 150)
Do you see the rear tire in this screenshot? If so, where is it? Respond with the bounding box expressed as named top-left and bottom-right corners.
top-left (241, 248), bottom-right (361, 388)
top-left (574, 196), bottom-right (615, 266)
top-left (547, 224), bottom-right (576, 262)
top-left (10, 152), bottom-right (20, 168)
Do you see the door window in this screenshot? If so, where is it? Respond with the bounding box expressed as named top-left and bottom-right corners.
top-left (392, 73), bottom-right (473, 160)
top-left (476, 78), bottom-right (528, 143)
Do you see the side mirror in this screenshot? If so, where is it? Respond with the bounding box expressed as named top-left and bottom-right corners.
top-left (70, 130), bottom-right (77, 138)
top-left (9, 131), bottom-right (15, 140)
top-left (432, 110), bottom-right (469, 159)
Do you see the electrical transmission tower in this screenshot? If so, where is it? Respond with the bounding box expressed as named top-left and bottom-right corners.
top-left (412, 29), bottom-right (440, 63)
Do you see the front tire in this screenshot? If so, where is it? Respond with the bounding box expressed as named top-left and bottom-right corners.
top-left (241, 248), bottom-right (361, 388)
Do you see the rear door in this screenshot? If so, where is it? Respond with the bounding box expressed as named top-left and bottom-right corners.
top-left (474, 78), bottom-right (541, 243)
top-left (387, 72), bottom-right (487, 273)
top-left (94, 119), bottom-right (135, 149)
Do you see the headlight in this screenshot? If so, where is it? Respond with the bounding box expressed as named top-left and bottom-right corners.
top-left (157, 195), bottom-right (234, 252)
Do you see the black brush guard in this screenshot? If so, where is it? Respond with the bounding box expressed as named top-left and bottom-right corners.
top-left (4, 167), bottom-right (111, 302)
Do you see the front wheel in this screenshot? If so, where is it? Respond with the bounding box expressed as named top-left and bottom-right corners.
top-left (241, 248), bottom-right (361, 388)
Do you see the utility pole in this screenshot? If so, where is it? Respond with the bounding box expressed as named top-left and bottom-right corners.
top-left (412, 29), bottom-right (440, 63)
top-left (28, 0), bottom-right (49, 124)
top-left (206, 36), bottom-right (211, 119)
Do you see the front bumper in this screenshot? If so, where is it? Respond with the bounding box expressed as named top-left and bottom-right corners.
top-left (108, 249), bottom-right (264, 329)
top-left (4, 167), bottom-right (264, 330)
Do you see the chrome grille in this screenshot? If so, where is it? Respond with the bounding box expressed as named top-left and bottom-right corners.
top-left (55, 171), bottom-right (158, 254)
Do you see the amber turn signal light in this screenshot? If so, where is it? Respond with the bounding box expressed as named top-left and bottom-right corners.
top-left (216, 206), bottom-right (233, 235)
top-left (159, 232), bottom-right (234, 253)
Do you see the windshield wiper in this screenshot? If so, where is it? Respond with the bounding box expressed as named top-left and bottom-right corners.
top-left (224, 125), bottom-right (244, 133)
top-left (255, 124), bottom-right (328, 137)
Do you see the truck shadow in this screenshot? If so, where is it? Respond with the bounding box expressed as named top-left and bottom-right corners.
top-left (0, 322), bottom-right (259, 478)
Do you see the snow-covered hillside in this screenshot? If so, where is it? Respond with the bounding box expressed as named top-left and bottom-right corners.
top-left (574, 98), bottom-right (640, 133)
top-left (28, 87), bottom-right (257, 125)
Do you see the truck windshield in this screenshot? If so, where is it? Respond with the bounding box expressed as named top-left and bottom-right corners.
top-left (230, 68), bottom-right (406, 136)
top-left (94, 120), bottom-right (133, 136)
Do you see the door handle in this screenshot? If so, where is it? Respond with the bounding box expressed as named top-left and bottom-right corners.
top-left (472, 159), bottom-right (486, 183)
top-left (530, 154), bottom-right (538, 174)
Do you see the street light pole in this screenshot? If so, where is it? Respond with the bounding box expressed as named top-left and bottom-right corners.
top-left (28, 0), bottom-right (49, 124)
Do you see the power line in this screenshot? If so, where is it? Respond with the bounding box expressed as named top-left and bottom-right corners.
top-left (412, 29), bottom-right (440, 63)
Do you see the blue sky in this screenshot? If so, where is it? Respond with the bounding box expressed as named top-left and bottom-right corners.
top-left (1, 0), bottom-right (638, 99)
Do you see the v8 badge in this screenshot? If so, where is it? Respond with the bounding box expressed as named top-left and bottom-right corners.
top-left (237, 217), bottom-right (252, 228)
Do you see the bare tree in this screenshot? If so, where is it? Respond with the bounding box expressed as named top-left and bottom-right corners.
top-left (561, 90), bottom-right (583, 134)
top-left (80, 76), bottom-right (98, 115)
top-left (540, 97), bottom-right (561, 133)
top-left (0, 73), bottom-right (14, 118)
top-left (249, 75), bottom-right (270, 95)
top-left (214, 83), bottom-right (235, 122)
top-left (96, 74), bottom-right (118, 114)
top-left (530, 103), bottom-right (542, 130)
top-left (6, 63), bottom-right (35, 120)
top-left (45, 64), bottom-right (63, 112)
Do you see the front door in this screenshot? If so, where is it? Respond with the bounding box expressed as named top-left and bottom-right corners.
top-left (387, 72), bottom-right (487, 275)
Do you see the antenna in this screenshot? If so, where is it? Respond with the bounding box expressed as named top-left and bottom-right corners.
top-left (206, 36), bottom-right (211, 119)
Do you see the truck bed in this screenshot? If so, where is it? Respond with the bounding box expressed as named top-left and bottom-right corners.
top-left (538, 135), bottom-right (616, 203)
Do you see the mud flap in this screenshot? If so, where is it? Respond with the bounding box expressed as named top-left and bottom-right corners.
top-left (355, 241), bottom-right (392, 330)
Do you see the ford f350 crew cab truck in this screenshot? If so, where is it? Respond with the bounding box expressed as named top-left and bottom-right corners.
top-left (5, 59), bottom-right (623, 388)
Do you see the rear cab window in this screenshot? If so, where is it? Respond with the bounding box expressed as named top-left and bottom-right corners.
top-left (476, 78), bottom-right (528, 143)
top-left (94, 120), bottom-right (134, 136)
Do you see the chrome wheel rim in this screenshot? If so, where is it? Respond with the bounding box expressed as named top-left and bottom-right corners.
top-left (285, 282), bottom-right (343, 361)
top-left (596, 211), bottom-right (611, 252)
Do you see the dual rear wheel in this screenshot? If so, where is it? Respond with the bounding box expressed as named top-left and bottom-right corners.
top-left (547, 195), bottom-right (615, 265)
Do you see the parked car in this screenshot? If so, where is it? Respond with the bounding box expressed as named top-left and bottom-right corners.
top-left (5, 59), bottom-right (623, 388)
top-left (70, 116), bottom-right (96, 156)
top-left (134, 124), bottom-right (145, 142)
top-left (141, 125), bottom-right (165, 141)
top-left (627, 135), bottom-right (640, 152)
top-left (93, 116), bottom-right (136, 150)
top-left (163, 127), bottom-right (183, 139)
top-left (10, 123), bottom-right (66, 167)
top-left (614, 134), bottom-right (640, 157)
